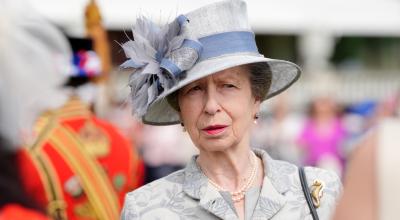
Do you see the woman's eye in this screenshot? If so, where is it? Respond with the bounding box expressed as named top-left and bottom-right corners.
top-left (223, 84), bottom-right (236, 89)
top-left (187, 86), bottom-right (202, 94)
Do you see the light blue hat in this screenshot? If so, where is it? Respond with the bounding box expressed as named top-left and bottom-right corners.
top-left (121, 0), bottom-right (301, 125)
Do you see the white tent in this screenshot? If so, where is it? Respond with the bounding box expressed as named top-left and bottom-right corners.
top-left (26, 0), bottom-right (400, 105)
top-left (28, 0), bottom-right (400, 37)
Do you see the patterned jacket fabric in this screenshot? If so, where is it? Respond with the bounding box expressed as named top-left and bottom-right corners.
top-left (122, 148), bottom-right (342, 220)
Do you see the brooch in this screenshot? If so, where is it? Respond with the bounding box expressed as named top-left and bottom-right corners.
top-left (311, 179), bottom-right (325, 208)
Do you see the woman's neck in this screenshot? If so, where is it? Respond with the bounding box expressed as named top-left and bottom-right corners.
top-left (197, 145), bottom-right (254, 192)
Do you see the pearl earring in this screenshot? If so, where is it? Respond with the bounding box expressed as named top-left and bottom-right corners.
top-left (254, 113), bottom-right (259, 124)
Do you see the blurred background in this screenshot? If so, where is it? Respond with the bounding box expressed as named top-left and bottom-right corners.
top-left (24, 0), bottom-right (400, 179)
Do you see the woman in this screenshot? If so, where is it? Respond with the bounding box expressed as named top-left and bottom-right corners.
top-left (120, 0), bottom-right (342, 219)
top-left (297, 96), bottom-right (347, 176)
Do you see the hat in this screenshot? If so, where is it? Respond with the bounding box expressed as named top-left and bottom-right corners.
top-left (121, 0), bottom-right (301, 125)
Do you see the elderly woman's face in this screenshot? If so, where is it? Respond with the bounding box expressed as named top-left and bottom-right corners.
top-left (178, 66), bottom-right (260, 152)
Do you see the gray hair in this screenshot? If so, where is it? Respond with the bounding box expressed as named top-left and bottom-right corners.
top-left (167, 62), bottom-right (272, 111)
top-left (245, 62), bottom-right (272, 101)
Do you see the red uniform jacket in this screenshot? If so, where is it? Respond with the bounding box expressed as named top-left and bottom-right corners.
top-left (18, 97), bottom-right (144, 220)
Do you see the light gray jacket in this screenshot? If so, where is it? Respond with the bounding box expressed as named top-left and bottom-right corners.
top-left (121, 149), bottom-right (342, 220)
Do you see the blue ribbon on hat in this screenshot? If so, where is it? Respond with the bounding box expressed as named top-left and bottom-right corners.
top-left (157, 31), bottom-right (258, 78)
top-left (199, 31), bottom-right (258, 61)
top-left (160, 39), bottom-right (203, 77)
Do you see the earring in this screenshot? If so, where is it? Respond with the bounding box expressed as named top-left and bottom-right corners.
top-left (254, 113), bottom-right (259, 124)
top-left (180, 123), bottom-right (186, 132)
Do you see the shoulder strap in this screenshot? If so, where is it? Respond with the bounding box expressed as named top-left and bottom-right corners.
top-left (29, 114), bottom-right (68, 220)
top-left (299, 167), bottom-right (319, 220)
top-left (49, 125), bottom-right (120, 220)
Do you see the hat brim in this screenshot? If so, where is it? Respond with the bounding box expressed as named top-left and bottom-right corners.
top-left (142, 53), bottom-right (301, 125)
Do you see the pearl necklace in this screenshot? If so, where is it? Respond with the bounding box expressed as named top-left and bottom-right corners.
top-left (199, 152), bottom-right (259, 203)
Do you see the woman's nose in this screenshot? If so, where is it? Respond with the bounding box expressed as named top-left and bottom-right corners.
top-left (203, 90), bottom-right (221, 115)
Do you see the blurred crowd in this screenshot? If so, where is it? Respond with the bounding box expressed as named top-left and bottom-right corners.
top-left (251, 89), bottom-right (400, 178)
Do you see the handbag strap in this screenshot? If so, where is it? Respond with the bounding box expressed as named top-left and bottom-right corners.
top-left (299, 167), bottom-right (319, 220)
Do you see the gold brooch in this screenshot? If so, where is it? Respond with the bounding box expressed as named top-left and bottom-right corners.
top-left (311, 179), bottom-right (325, 208)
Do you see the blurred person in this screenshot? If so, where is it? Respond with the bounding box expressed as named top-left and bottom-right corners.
top-left (17, 39), bottom-right (144, 220)
top-left (0, 0), bottom-right (70, 219)
top-left (343, 100), bottom-right (377, 136)
top-left (14, 1), bottom-right (144, 220)
top-left (106, 100), bottom-right (145, 148)
top-left (17, 37), bottom-right (144, 220)
top-left (367, 92), bottom-right (400, 128)
top-left (297, 73), bottom-right (347, 177)
top-left (140, 125), bottom-right (198, 183)
top-left (120, 0), bottom-right (342, 219)
top-left (342, 92), bottom-right (400, 159)
top-left (297, 96), bottom-right (347, 177)
top-left (251, 92), bottom-right (304, 165)
top-left (106, 71), bottom-right (145, 158)
top-left (333, 115), bottom-right (400, 220)
top-left (341, 100), bottom-right (378, 157)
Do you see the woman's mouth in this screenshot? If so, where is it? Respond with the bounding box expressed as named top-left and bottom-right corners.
top-left (202, 125), bottom-right (227, 135)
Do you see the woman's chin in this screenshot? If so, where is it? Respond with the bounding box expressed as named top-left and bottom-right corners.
top-left (198, 139), bottom-right (236, 153)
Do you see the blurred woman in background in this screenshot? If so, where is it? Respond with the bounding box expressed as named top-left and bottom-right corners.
top-left (297, 96), bottom-right (347, 176)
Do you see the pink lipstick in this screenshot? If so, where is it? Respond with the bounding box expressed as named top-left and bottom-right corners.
top-left (202, 125), bottom-right (227, 135)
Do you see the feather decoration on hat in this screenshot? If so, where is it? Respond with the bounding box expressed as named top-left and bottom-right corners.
top-left (121, 15), bottom-right (202, 118)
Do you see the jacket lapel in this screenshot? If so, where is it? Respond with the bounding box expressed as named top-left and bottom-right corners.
top-left (199, 184), bottom-right (238, 219)
top-left (251, 149), bottom-right (290, 219)
top-left (183, 156), bottom-right (238, 219)
top-left (251, 177), bottom-right (286, 219)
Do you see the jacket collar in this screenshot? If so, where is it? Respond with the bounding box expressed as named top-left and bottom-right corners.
top-left (252, 149), bottom-right (288, 219)
top-left (182, 148), bottom-right (290, 219)
top-left (182, 155), bottom-right (238, 219)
